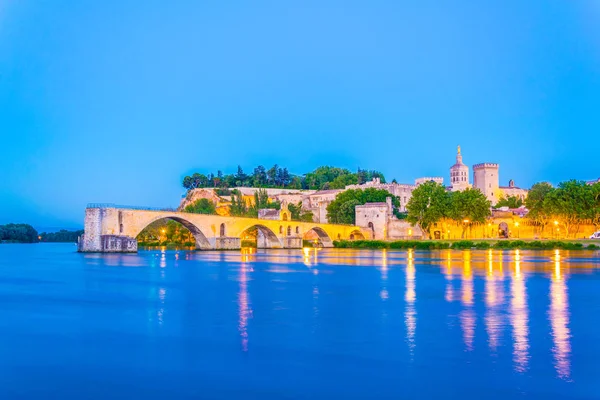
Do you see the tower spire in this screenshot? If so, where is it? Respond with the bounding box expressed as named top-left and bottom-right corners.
top-left (456, 145), bottom-right (463, 164)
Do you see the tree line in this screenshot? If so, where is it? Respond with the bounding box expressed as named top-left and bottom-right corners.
top-left (39, 229), bottom-right (84, 243)
top-left (182, 165), bottom-right (386, 191)
top-left (405, 180), bottom-right (600, 238)
top-left (0, 224), bottom-right (86, 243)
top-left (525, 180), bottom-right (600, 237)
top-left (0, 223), bottom-right (39, 243)
top-left (405, 182), bottom-right (492, 238)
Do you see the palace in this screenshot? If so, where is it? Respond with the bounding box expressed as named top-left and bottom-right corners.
top-left (180, 146), bottom-right (529, 226)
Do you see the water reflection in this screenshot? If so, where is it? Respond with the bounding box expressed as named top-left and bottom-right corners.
top-left (380, 249), bottom-right (388, 301)
top-left (444, 250), bottom-right (454, 302)
top-left (550, 250), bottom-right (571, 380)
top-left (137, 248), bottom-right (588, 374)
top-left (405, 249), bottom-right (416, 355)
top-left (510, 250), bottom-right (529, 372)
top-left (460, 251), bottom-right (475, 351)
top-left (157, 287), bottom-right (166, 325)
top-left (484, 250), bottom-right (504, 353)
top-left (238, 250), bottom-right (254, 352)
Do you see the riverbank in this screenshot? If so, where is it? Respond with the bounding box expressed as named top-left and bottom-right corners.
top-left (333, 239), bottom-right (600, 250)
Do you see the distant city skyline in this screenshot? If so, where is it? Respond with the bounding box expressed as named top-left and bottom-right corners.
top-left (1, 1), bottom-right (599, 229)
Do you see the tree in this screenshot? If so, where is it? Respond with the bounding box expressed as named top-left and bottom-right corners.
top-left (281, 168), bottom-right (291, 187)
top-left (448, 188), bottom-right (491, 238)
top-left (181, 165), bottom-right (393, 191)
top-left (39, 229), bottom-right (84, 243)
top-left (326, 188), bottom-right (400, 225)
top-left (267, 165), bottom-right (278, 185)
top-left (0, 223), bottom-right (39, 243)
top-left (544, 180), bottom-right (594, 237)
top-left (305, 166), bottom-right (353, 190)
top-left (495, 195), bottom-right (523, 208)
top-left (182, 176), bottom-right (193, 190)
top-left (235, 166), bottom-right (248, 187)
top-left (252, 165), bottom-right (267, 186)
top-left (591, 182), bottom-right (600, 230)
top-left (405, 181), bottom-right (449, 235)
top-left (525, 182), bottom-right (554, 235)
top-left (229, 190), bottom-right (248, 217)
top-left (329, 174), bottom-right (358, 189)
top-left (288, 202), bottom-right (314, 222)
top-left (251, 188), bottom-right (280, 213)
top-left (184, 198), bottom-right (217, 215)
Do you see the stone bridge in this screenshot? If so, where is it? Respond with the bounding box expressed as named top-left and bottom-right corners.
top-left (78, 205), bottom-right (369, 253)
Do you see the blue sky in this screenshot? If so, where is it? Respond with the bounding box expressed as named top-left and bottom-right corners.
top-left (1, 1), bottom-right (599, 230)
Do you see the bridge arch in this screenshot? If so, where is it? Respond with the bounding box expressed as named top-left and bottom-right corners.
top-left (240, 224), bottom-right (282, 249)
top-left (349, 230), bottom-right (366, 240)
top-left (133, 215), bottom-right (212, 250)
top-left (303, 227), bottom-right (334, 248)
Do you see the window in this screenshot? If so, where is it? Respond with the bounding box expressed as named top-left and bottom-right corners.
top-left (220, 223), bottom-right (226, 237)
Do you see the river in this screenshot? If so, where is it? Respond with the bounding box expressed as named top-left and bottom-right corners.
top-left (0, 243), bottom-right (598, 399)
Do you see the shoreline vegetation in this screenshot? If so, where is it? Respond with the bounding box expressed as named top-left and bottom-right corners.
top-left (138, 239), bottom-right (600, 251)
top-left (0, 223), bottom-right (83, 243)
top-left (333, 239), bottom-right (600, 251)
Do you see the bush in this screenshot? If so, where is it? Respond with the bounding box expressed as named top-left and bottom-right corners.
top-left (333, 240), bottom-right (389, 249)
top-left (333, 239), bottom-right (596, 251)
top-left (451, 241), bottom-right (475, 250)
top-left (241, 240), bottom-right (257, 248)
top-left (184, 198), bottom-right (217, 214)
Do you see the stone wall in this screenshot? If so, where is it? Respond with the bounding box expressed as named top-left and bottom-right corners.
top-left (216, 237), bottom-right (241, 250)
top-left (355, 203), bottom-right (390, 240)
top-left (282, 237), bottom-right (303, 248)
top-left (100, 235), bottom-right (137, 252)
top-left (388, 220), bottom-right (425, 239)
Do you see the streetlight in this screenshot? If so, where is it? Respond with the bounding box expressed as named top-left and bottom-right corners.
top-left (515, 221), bottom-right (520, 238)
top-left (554, 220), bottom-right (559, 239)
top-left (487, 222), bottom-right (492, 239)
top-left (463, 219), bottom-right (470, 239)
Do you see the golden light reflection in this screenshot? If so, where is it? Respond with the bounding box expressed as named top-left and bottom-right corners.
top-left (380, 249), bottom-right (388, 300)
top-left (444, 250), bottom-right (453, 302)
top-left (238, 261), bottom-right (253, 352)
top-left (405, 249), bottom-right (416, 354)
top-left (550, 250), bottom-right (571, 380)
top-left (241, 247), bottom-right (257, 263)
top-left (461, 251), bottom-right (473, 306)
top-left (510, 250), bottom-right (529, 372)
top-left (460, 309), bottom-right (476, 351)
top-left (484, 250), bottom-right (503, 353)
top-left (460, 250), bottom-right (475, 351)
top-left (160, 248), bottom-right (167, 268)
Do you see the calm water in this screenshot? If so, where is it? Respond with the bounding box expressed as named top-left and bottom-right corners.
top-left (1, 244), bottom-right (599, 399)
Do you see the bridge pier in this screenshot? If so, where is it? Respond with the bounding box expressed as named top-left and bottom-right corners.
top-left (215, 237), bottom-right (241, 250)
top-left (282, 236), bottom-right (303, 249)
